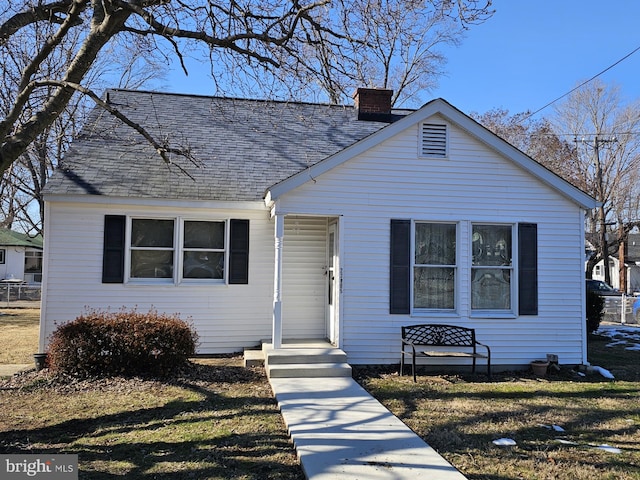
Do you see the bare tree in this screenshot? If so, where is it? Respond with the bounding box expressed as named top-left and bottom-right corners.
top-left (472, 108), bottom-right (582, 186)
top-left (334, 0), bottom-right (494, 106)
top-left (0, 0), bottom-right (337, 175)
top-left (217, 0), bottom-right (494, 106)
top-left (0, 0), bottom-right (493, 234)
top-left (553, 80), bottom-right (640, 283)
top-left (0, 7), bottom-right (162, 234)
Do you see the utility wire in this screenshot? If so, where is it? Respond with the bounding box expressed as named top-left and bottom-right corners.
top-left (524, 44), bottom-right (640, 120)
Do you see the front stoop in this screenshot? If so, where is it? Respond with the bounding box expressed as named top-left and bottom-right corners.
top-left (244, 342), bottom-right (352, 378)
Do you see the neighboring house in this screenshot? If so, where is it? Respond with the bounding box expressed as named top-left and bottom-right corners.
top-left (590, 255), bottom-right (620, 290)
top-left (626, 233), bottom-right (640, 293)
top-left (0, 228), bottom-right (43, 284)
top-left (39, 88), bottom-right (597, 369)
top-left (589, 233), bottom-right (640, 294)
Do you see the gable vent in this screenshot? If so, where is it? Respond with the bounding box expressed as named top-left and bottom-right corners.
top-left (421, 123), bottom-right (447, 157)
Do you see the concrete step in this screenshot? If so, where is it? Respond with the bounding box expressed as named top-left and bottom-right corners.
top-left (243, 349), bottom-right (264, 367)
top-left (265, 348), bottom-right (347, 365)
top-left (267, 362), bottom-right (352, 378)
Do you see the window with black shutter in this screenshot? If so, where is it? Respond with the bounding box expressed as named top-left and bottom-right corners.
top-left (229, 219), bottom-right (250, 284)
top-left (390, 219), bottom-right (411, 314)
top-left (102, 215), bottom-right (126, 283)
top-left (518, 223), bottom-right (538, 315)
top-left (389, 219), bottom-right (538, 316)
top-left (102, 216), bottom-right (249, 285)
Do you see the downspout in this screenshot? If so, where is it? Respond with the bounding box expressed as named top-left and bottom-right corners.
top-left (38, 201), bottom-right (51, 354)
top-left (580, 207), bottom-right (589, 366)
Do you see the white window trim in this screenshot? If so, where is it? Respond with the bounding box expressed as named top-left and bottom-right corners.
top-left (125, 216), bottom-right (228, 286)
top-left (469, 222), bottom-right (517, 318)
top-left (411, 220), bottom-right (460, 316)
top-left (0, 248), bottom-right (6, 264)
top-left (178, 218), bottom-right (228, 285)
top-left (408, 220), bottom-right (520, 318)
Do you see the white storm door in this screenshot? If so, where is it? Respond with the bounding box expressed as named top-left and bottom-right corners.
top-left (327, 222), bottom-right (339, 344)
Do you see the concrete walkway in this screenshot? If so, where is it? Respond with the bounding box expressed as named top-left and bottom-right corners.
top-left (269, 376), bottom-right (467, 480)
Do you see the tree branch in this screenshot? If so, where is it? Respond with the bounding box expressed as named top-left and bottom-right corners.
top-left (34, 80), bottom-right (198, 176)
top-left (0, 0), bottom-right (79, 43)
top-left (117, 0), bottom-right (330, 66)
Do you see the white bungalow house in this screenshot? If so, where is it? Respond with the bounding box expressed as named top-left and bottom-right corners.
top-left (39, 88), bottom-right (597, 369)
top-left (0, 228), bottom-right (43, 284)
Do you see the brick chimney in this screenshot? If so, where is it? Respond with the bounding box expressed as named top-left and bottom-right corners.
top-left (353, 88), bottom-right (393, 122)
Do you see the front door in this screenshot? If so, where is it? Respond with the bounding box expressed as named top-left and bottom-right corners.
top-left (327, 222), bottom-right (339, 344)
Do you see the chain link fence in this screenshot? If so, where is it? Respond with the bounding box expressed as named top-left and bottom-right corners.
top-left (0, 283), bottom-right (41, 305)
top-left (602, 295), bottom-right (638, 324)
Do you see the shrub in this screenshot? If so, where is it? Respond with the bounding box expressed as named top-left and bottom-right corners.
top-left (48, 308), bottom-right (198, 377)
top-left (586, 289), bottom-right (605, 334)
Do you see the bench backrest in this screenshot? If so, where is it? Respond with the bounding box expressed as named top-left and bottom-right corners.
top-left (401, 324), bottom-right (476, 347)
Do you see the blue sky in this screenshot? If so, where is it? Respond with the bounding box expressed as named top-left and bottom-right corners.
top-left (431, 1), bottom-right (640, 116)
top-left (161, 1), bottom-right (640, 117)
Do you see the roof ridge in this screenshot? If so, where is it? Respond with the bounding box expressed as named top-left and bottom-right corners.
top-left (105, 88), bottom-right (361, 109)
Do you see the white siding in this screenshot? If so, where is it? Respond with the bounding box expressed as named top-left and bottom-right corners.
top-left (42, 113), bottom-right (590, 366)
top-left (282, 216), bottom-right (328, 338)
top-left (41, 202), bottom-right (275, 354)
top-left (276, 117), bottom-right (587, 366)
top-left (0, 248), bottom-right (25, 280)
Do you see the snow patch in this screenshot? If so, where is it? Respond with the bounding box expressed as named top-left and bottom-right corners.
top-left (595, 444), bottom-right (621, 454)
top-left (492, 438), bottom-right (517, 446)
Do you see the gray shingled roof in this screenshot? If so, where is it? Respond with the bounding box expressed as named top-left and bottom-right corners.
top-left (45, 89), bottom-right (403, 202)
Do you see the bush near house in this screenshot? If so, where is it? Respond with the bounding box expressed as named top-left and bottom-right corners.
top-left (47, 308), bottom-right (198, 377)
top-left (586, 290), bottom-right (605, 334)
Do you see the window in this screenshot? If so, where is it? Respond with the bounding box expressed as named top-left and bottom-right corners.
top-left (102, 215), bottom-right (249, 285)
top-left (182, 221), bottom-right (225, 279)
top-left (420, 123), bottom-right (447, 158)
top-left (390, 219), bottom-right (537, 316)
top-left (130, 219), bottom-right (175, 279)
top-left (0, 249), bottom-right (4, 264)
top-left (129, 218), bottom-right (226, 281)
top-left (24, 250), bottom-right (43, 274)
top-left (413, 223), bottom-right (456, 310)
top-left (24, 250), bottom-right (43, 283)
top-left (471, 224), bottom-right (513, 310)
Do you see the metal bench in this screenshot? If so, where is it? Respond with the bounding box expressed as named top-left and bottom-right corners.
top-left (401, 324), bottom-right (491, 381)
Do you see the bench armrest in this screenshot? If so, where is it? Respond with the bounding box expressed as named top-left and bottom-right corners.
top-left (474, 340), bottom-right (490, 354)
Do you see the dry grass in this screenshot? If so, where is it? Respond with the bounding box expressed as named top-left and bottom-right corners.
top-left (0, 358), bottom-right (304, 480)
top-left (0, 308), bottom-right (303, 479)
top-left (2, 309), bottom-right (639, 479)
top-left (355, 331), bottom-right (640, 480)
top-left (0, 308), bottom-right (40, 363)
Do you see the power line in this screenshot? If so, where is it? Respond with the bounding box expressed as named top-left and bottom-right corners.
top-left (507, 131), bottom-right (640, 139)
top-left (524, 44), bottom-right (640, 119)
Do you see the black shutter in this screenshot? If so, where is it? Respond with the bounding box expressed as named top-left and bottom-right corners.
top-left (390, 219), bottom-right (411, 314)
top-left (229, 219), bottom-right (249, 284)
top-left (102, 215), bottom-right (126, 283)
top-left (518, 223), bottom-right (538, 315)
